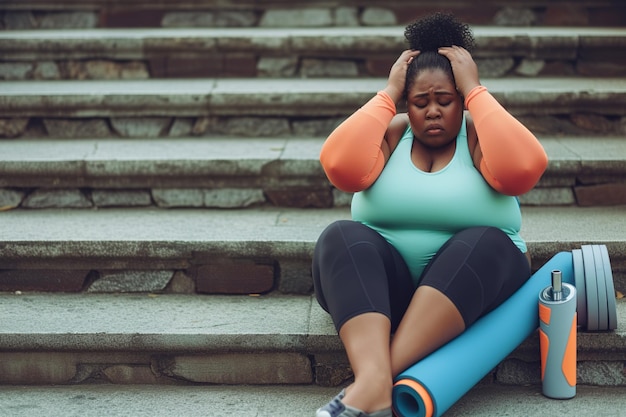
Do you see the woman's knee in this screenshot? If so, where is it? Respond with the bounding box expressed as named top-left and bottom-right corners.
top-left (313, 220), bottom-right (385, 266)
top-left (312, 220), bottom-right (414, 330)
top-left (315, 220), bottom-right (352, 249)
top-left (420, 226), bottom-right (530, 326)
top-left (312, 220), bottom-right (371, 308)
top-left (314, 220), bottom-right (355, 268)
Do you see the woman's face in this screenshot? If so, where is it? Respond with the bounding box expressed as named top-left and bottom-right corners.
top-left (406, 68), bottom-right (464, 149)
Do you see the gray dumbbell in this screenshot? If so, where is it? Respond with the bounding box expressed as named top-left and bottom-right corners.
top-left (573, 244), bottom-right (618, 331)
top-left (600, 245), bottom-right (618, 330)
top-left (572, 249), bottom-right (587, 327)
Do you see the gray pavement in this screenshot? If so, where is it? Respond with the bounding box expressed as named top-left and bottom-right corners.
top-left (0, 293), bottom-right (623, 353)
top-left (0, 136), bottom-right (623, 179)
top-left (0, 294), bottom-right (338, 352)
top-left (1, 77), bottom-right (625, 118)
top-left (0, 137), bottom-right (325, 186)
top-left (1, 26), bottom-right (624, 59)
top-left (0, 205), bottom-right (624, 294)
top-left (0, 383), bottom-right (625, 417)
top-left (0, 205), bottom-right (624, 258)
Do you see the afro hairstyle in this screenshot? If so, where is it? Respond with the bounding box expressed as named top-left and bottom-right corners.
top-left (402, 13), bottom-right (476, 97)
top-left (404, 12), bottom-right (475, 52)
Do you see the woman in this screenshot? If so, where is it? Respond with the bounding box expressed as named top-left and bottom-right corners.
top-left (312, 12), bottom-right (548, 417)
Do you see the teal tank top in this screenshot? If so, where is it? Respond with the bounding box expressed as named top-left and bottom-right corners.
top-left (351, 115), bottom-right (527, 287)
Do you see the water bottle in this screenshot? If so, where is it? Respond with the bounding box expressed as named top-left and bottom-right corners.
top-left (538, 270), bottom-right (577, 399)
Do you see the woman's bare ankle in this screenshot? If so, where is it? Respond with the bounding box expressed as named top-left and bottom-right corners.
top-left (342, 376), bottom-right (392, 413)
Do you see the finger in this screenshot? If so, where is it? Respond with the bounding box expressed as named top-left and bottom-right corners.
top-left (437, 47), bottom-right (455, 58)
top-left (438, 45), bottom-right (466, 53)
top-left (406, 50), bottom-right (420, 64)
top-left (394, 50), bottom-right (420, 68)
top-left (438, 47), bottom-right (471, 63)
top-left (401, 49), bottom-right (420, 56)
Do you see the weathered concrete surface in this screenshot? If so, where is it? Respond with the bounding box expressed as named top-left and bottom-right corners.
top-left (0, 384), bottom-right (626, 417)
top-left (0, 205), bottom-right (623, 263)
top-left (1, 26), bottom-right (624, 79)
top-left (0, 136), bottom-right (623, 182)
top-left (0, 294), bottom-right (314, 353)
top-left (0, 294), bottom-right (621, 354)
top-left (0, 137), bottom-right (623, 208)
top-left (0, 206), bottom-right (624, 295)
top-left (1, 78), bottom-right (625, 117)
top-left (0, 293), bottom-right (623, 386)
top-left (2, 27), bottom-right (624, 59)
top-left (2, 1), bottom-right (625, 29)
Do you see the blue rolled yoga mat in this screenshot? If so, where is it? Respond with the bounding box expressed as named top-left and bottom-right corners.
top-left (393, 251), bottom-right (574, 417)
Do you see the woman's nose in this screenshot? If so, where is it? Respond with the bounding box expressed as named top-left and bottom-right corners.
top-left (426, 104), bottom-right (441, 119)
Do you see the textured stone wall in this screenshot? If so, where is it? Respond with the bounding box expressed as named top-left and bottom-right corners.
top-left (1, 347), bottom-right (624, 386)
top-left (2, 4), bottom-right (624, 79)
top-left (1, 181), bottom-right (625, 211)
top-left (3, 50), bottom-right (623, 81)
top-left (2, 3), bottom-right (625, 29)
top-left (1, 28), bottom-right (624, 81)
top-left (2, 113), bottom-right (625, 139)
top-left (0, 257), bottom-right (314, 295)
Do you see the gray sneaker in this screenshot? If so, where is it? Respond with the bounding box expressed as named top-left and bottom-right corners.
top-left (316, 390), bottom-right (392, 417)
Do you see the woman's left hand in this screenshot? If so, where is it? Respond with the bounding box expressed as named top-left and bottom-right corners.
top-left (438, 46), bottom-right (481, 97)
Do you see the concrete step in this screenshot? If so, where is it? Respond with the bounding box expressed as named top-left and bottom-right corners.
top-left (2, 0), bottom-right (624, 30)
top-left (1, 26), bottom-right (624, 79)
top-left (1, 384), bottom-right (626, 417)
top-left (2, 77), bottom-right (624, 117)
top-left (1, 77), bottom-right (625, 139)
top-left (0, 136), bottom-right (624, 209)
top-left (0, 206), bottom-right (624, 294)
top-left (0, 292), bottom-right (624, 387)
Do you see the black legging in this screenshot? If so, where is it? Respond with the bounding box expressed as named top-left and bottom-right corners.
top-left (312, 220), bottom-right (531, 332)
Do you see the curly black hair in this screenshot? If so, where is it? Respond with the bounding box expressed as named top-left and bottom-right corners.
top-left (403, 12), bottom-right (476, 96)
top-left (404, 12), bottom-right (475, 52)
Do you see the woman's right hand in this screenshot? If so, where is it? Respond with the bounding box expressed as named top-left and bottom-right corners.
top-left (384, 49), bottom-right (420, 103)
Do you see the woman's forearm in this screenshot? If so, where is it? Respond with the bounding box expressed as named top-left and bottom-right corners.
top-left (320, 91), bottom-right (396, 192)
top-left (466, 86), bottom-right (548, 196)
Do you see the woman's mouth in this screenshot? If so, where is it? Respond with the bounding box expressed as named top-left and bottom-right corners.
top-left (425, 125), bottom-right (444, 135)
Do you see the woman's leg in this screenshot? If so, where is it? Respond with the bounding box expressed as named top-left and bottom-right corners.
top-left (336, 312), bottom-right (393, 412)
top-left (390, 286), bottom-right (465, 376)
top-left (313, 221), bottom-right (414, 413)
top-left (390, 227), bottom-right (531, 376)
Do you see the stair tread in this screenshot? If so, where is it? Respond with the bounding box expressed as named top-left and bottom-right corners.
top-left (0, 293), bottom-right (327, 351)
top-left (0, 136), bottom-right (623, 168)
top-left (0, 136), bottom-right (624, 199)
top-left (0, 383), bottom-right (625, 417)
top-left (0, 206), bottom-right (624, 296)
top-left (1, 25), bottom-right (623, 46)
top-left (0, 205), bottom-right (623, 248)
top-left (0, 293), bottom-right (623, 352)
top-left (2, 77), bottom-right (624, 118)
top-left (3, 77), bottom-right (624, 94)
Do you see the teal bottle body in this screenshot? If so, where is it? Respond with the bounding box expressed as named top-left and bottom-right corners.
top-left (538, 270), bottom-right (577, 399)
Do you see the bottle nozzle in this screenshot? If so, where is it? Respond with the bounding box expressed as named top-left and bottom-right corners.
top-left (551, 270), bottom-right (562, 301)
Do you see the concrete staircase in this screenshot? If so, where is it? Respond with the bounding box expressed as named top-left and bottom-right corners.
top-left (1, 1), bottom-right (625, 416)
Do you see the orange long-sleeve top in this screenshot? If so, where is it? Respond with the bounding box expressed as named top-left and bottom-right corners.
top-left (319, 86), bottom-right (548, 196)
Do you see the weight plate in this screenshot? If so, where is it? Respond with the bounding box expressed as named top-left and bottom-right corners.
top-left (581, 245), bottom-right (599, 331)
top-left (600, 245), bottom-right (618, 330)
top-left (572, 249), bottom-right (587, 327)
top-left (592, 245), bottom-right (609, 331)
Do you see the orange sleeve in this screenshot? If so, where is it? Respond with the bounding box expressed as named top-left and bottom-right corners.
top-left (466, 86), bottom-right (548, 196)
top-left (319, 91), bottom-right (396, 192)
